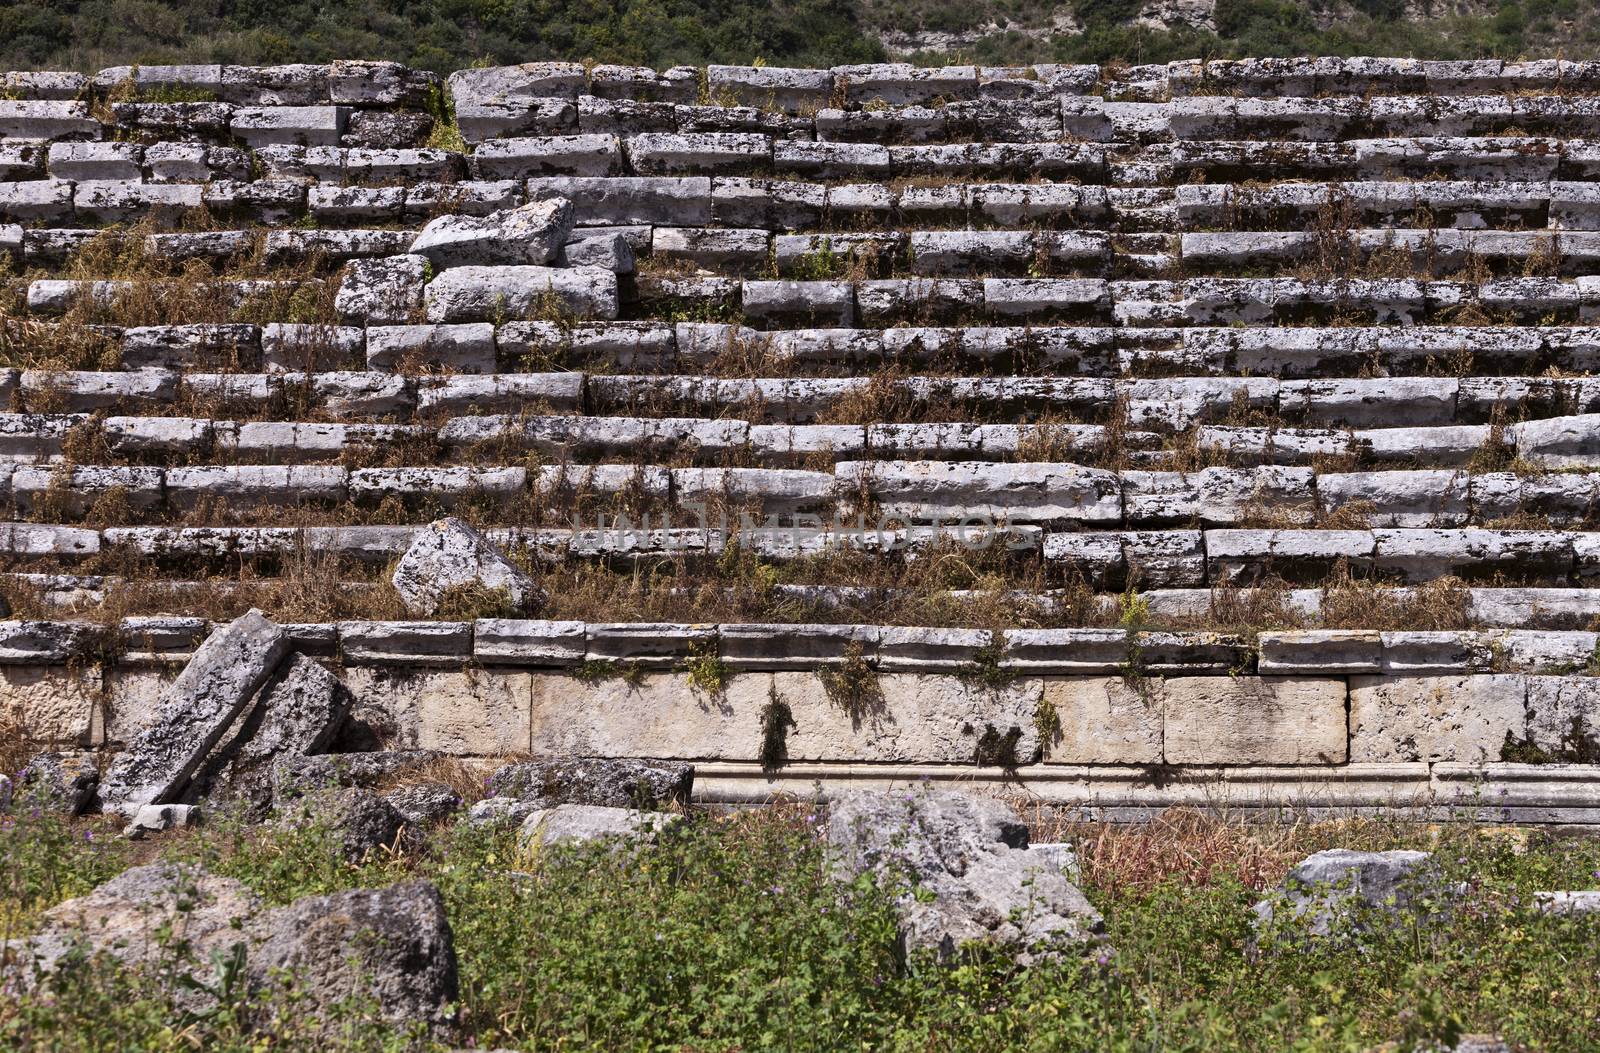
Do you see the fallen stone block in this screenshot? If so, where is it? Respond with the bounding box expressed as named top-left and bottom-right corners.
top-left (123, 803), bottom-right (201, 839)
top-left (384, 782), bottom-right (463, 825)
top-left (517, 803), bottom-right (682, 850)
top-left (391, 517), bottom-right (542, 617)
top-left (827, 790), bottom-right (1103, 962)
top-left (99, 610), bottom-right (291, 812)
top-left (14, 751), bottom-right (99, 814)
top-left (10, 863), bottom-right (458, 1031)
top-left (409, 198), bottom-right (572, 268)
top-left (284, 786), bottom-right (406, 862)
top-left (1252, 849), bottom-right (1450, 940)
top-left (207, 654), bottom-right (352, 814)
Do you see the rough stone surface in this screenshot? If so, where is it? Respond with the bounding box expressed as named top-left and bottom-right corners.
top-left (827, 790), bottom-right (1103, 962)
top-left (9, 863), bottom-right (457, 1029)
top-left (251, 880), bottom-right (459, 1031)
top-left (516, 803), bottom-right (682, 850)
top-left (409, 198), bottom-right (573, 268)
top-left (208, 654), bottom-right (353, 814)
top-left (1252, 849), bottom-right (1447, 938)
top-left (123, 802), bottom-right (201, 839)
top-left (391, 517), bottom-right (543, 617)
top-left (489, 757), bottom-right (695, 809)
top-left (285, 787), bottom-right (406, 861)
top-left (14, 751), bottom-right (99, 815)
top-left (1349, 675), bottom-right (1527, 763)
top-left (100, 610), bottom-right (291, 812)
top-left (384, 781), bottom-right (464, 824)
top-left (272, 750), bottom-right (443, 799)
top-left (335, 254), bottom-right (427, 325)
top-left (1162, 676), bottom-right (1346, 765)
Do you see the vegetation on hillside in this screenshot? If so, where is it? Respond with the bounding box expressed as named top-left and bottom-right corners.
top-left (6, 801), bottom-right (1600, 1050)
top-left (0, 0), bottom-right (1594, 73)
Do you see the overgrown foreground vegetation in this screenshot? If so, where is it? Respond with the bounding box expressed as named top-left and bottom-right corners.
top-left (1, 0), bottom-right (1591, 73)
top-left (5, 803), bottom-right (1600, 1051)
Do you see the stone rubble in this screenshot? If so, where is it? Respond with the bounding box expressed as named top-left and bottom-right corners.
top-left (826, 789), bottom-right (1103, 961)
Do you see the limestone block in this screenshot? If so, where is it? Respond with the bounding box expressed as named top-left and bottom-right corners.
top-left (48, 141), bottom-right (141, 181)
top-left (231, 105), bottom-right (346, 147)
top-left (11, 466), bottom-right (164, 517)
top-left (75, 182), bottom-right (202, 225)
top-left (0, 665), bottom-right (98, 745)
top-left (165, 465), bottom-right (347, 510)
top-left (405, 180), bottom-right (523, 217)
top-left (343, 665), bottom-right (529, 754)
top-left (218, 63), bottom-right (330, 105)
top-left (348, 466), bottom-right (526, 507)
top-left (1041, 677), bottom-right (1161, 764)
top-left (202, 180), bottom-right (305, 224)
top-left (338, 622), bottom-right (472, 666)
top-left (1162, 676), bottom-right (1346, 765)
top-left (1349, 674), bottom-right (1527, 763)
top-left (471, 134), bottom-right (621, 178)
top-left (834, 63), bottom-right (978, 106)
top-left (365, 323), bottom-right (496, 373)
top-left (876, 627), bottom-right (993, 672)
top-left (1258, 630), bottom-right (1381, 674)
top-left (1523, 676), bottom-right (1600, 759)
top-left (774, 672), bottom-right (1042, 764)
top-left (672, 467), bottom-right (834, 512)
top-left (707, 65), bottom-right (833, 110)
top-left (0, 181), bottom-right (73, 221)
top-left (837, 460), bottom-right (1121, 523)
top-left (474, 619), bottom-right (586, 665)
top-left (0, 100), bottom-right (99, 139)
top-left (584, 622), bottom-right (715, 668)
top-left (1, 71), bottom-right (87, 101)
top-left (307, 185), bottom-right (403, 220)
top-left (260, 324), bottom-right (364, 373)
top-left (1000, 629), bottom-right (1129, 675)
top-left (1123, 466), bottom-right (1315, 526)
top-left (415, 373), bottom-right (582, 415)
top-left (627, 132), bottom-right (771, 174)
top-left (717, 623), bottom-right (878, 670)
top-left (100, 611), bottom-right (290, 809)
top-left (334, 254), bottom-right (426, 326)
top-left (528, 671), bottom-right (761, 758)
top-left (742, 280), bottom-right (854, 328)
top-left (111, 101), bottom-right (233, 137)
top-left (1317, 470), bottom-right (1469, 528)
top-left (423, 265), bottom-right (619, 322)
top-left (526, 176), bottom-right (711, 226)
top-left (650, 227), bottom-right (768, 271)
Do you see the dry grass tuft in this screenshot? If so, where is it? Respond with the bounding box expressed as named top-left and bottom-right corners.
top-left (1027, 806), bottom-right (1430, 894)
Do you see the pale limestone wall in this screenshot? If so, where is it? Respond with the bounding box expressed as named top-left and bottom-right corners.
top-left (15, 660), bottom-right (1599, 773)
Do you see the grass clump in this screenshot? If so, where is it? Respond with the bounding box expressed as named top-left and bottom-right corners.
top-left (817, 641), bottom-right (884, 724)
top-left (682, 638), bottom-right (731, 695)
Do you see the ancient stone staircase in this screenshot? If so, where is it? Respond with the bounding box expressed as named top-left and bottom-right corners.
top-left (7, 56), bottom-right (1600, 819)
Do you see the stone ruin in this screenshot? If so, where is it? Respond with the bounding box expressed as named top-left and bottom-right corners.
top-left (3, 56), bottom-right (1600, 821)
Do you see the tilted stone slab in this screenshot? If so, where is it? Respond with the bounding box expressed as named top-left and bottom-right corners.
top-left (99, 610), bottom-right (290, 811)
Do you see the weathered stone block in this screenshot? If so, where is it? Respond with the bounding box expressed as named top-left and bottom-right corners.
top-left (1349, 674), bottom-right (1527, 763)
top-left (1041, 677), bottom-right (1162, 764)
top-left (1162, 676), bottom-right (1346, 765)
